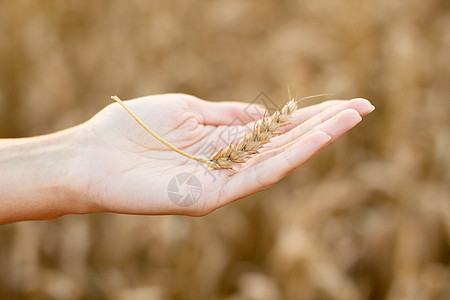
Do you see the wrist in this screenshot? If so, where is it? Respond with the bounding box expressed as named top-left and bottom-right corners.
top-left (0, 126), bottom-right (96, 223)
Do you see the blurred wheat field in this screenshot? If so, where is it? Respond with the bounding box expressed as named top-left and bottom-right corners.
top-left (0, 0), bottom-right (449, 299)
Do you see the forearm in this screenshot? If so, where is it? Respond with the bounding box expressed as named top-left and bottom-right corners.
top-left (0, 128), bottom-right (90, 224)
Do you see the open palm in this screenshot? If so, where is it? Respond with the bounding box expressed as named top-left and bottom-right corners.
top-left (78, 94), bottom-right (374, 216)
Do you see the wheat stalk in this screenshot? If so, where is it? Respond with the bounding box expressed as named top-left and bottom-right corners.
top-left (111, 96), bottom-right (297, 169)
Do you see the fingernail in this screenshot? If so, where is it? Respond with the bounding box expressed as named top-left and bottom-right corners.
top-left (319, 131), bottom-right (332, 142)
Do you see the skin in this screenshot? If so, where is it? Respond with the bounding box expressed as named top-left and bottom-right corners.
top-left (0, 94), bottom-right (374, 224)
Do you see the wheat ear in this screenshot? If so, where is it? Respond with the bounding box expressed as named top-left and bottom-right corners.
top-left (208, 99), bottom-right (297, 169)
top-left (111, 96), bottom-right (297, 169)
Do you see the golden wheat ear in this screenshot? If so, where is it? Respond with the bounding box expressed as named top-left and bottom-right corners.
top-left (208, 99), bottom-right (297, 169)
top-left (111, 96), bottom-right (297, 169)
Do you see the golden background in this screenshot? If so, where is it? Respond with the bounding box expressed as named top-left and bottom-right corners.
top-left (0, 0), bottom-right (449, 299)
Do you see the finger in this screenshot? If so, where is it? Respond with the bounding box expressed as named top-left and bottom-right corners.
top-left (259, 108), bottom-right (363, 158)
top-left (194, 100), bottom-right (267, 126)
top-left (314, 108), bottom-right (363, 141)
top-left (238, 100), bottom-right (344, 132)
top-left (204, 98), bottom-right (373, 147)
top-left (223, 98), bottom-right (373, 143)
top-left (223, 109), bottom-right (364, 202)
top-left (281, 98), bottom-right (374, 133)
top-left (275, 98), bottom-right (373, 141)
top-left (286, 100), bottom-right (344, 128)
top-left (221, 131), bottom-right (331, 202)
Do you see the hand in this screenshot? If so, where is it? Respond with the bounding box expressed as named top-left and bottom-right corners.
top-left (75, 93), bottom-right (374, 216)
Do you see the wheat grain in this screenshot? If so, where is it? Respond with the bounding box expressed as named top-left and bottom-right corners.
top-left (111, 96), bottom-right (297, 170)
